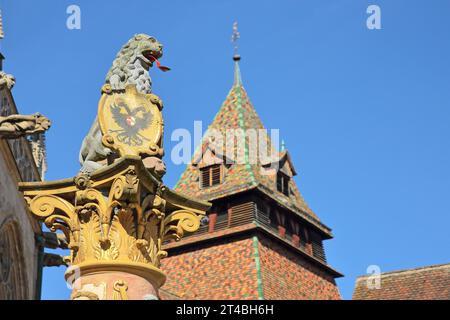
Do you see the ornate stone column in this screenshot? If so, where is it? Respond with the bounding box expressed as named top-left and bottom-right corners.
top-left (18, 34), bottom-right (209, 300)
top-left (19, 156), bottom-right (210, 300)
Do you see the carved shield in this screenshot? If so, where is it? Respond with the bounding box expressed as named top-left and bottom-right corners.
top-left (98, 85), bottom-right (163, 157)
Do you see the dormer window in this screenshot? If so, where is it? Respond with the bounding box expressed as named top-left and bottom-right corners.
top-left (200, 164), bottom-right (222, 188)
top-left (277, 171), bottom-right (290, 196)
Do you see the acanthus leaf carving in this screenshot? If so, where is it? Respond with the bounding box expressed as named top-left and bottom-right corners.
top-left (20, 158), bottom-right (210, 296)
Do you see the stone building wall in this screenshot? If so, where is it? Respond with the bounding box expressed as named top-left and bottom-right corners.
top-left (0, 141), bottom-right (40, 299)
top-left (0, 87), bottom-right (42, 300)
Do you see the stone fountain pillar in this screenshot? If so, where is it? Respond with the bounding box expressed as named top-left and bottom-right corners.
top-left (18, 35), bottom-right (211, 298)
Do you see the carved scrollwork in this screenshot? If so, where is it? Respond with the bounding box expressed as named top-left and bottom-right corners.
top-left (27, 195), bottom-right (80, 250)
top-left (20, 158), bottom-right (210, 296)
top-left (109, 173), bottom-right (139, 203)
top-left (24, 170), bottom-right (204, 267)
top-left (74, 174), bottom-right (93, 190)
top-left (162, 210), bottom-right (201, 242)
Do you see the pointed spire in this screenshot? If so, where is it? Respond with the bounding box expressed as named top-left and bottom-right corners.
top-left (233, 58), bottom-right (242, 87)
top-left (175, 22), bottom-right (322, 223)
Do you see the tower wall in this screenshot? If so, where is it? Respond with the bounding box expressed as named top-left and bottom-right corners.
top-left (167, 56), bottom-right (343, 300)
top-left (160, 234), bottom-right (341, 300)
top-left (160, 237), bottom-right (260, 300)
top-left (258, 237), bottom-right (341, 300)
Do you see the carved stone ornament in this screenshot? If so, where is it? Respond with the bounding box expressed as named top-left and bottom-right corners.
top-left (0, 72), bottom-right (15, 90)
top-left (19, 156), bottom-right (211, 299)
top-left (0, 112), bottom-right (51, 139)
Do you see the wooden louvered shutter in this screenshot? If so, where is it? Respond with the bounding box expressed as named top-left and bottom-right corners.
top-left (310, 231), bottom-right (326, 262)
top-left (229, 202), bottom-right (255, 227)
top-left (200, 164), bottom-right (222, 188)
top-left (201, 167), bottom-right (211, 188)
top-left (211, 165), bottom-right (221, 186)
top-left (215, 210), bottom-right (228, 231)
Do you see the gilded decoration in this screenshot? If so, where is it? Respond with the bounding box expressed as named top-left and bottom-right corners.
top-left (99, 84), bottom-right (163, 158)
top-left (19, 157), bottom-right (210, 291)
top-left (18, 34), bottom-right (210, 299)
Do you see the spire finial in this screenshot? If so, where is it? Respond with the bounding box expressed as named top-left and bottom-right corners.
top-left (231, 22), bottom-right (242, 86)
top-left (231, 22), bottom-right (240, 61)
top-left (0, 10), bottom-right (4, 40)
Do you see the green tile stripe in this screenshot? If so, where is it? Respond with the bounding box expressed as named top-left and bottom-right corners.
top-left (252, 236), bottom-right (264, 300)
top-left (235, 74), bottom-right (257, 185)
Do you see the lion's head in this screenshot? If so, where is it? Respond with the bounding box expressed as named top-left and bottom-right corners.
top-left (122, 33), bottom-right (163, 70)
top-left (106, 34), bottom-right (165, 93)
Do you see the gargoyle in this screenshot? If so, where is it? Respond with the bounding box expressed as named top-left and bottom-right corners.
top-left (0, 113), bottom-right (51, 139)
top-left (0, 71), bottom-right (15, 90)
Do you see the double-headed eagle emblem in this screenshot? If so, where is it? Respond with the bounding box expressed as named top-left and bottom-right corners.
top-left (110, 99), bottom-right (153, 147)
top-left (98, 85), bottom-right (163, 157)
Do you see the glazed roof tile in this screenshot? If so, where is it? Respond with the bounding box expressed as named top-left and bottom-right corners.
top-left (174, 60), bottom-right (325, 227)
top-left (353, 263), bottom-right (450, 300)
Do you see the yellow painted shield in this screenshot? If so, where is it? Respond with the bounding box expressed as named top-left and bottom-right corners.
top-left (98, 85), bottom-right (163, 157)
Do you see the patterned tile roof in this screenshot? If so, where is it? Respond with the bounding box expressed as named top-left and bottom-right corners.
top-left (174, 59), bottom-right (323, 224)
top-left (352, 263), bottom-right (450, 300)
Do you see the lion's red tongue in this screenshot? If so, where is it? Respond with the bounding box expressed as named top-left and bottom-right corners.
top-left (148, 55), bottom-right (171, 72)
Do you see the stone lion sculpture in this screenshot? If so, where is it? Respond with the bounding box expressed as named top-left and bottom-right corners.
top-left (79, 34), bottom-right (166, 175)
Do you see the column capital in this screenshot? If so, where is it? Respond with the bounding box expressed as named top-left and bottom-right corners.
top-left (19, 156), bottom-right (211, 299)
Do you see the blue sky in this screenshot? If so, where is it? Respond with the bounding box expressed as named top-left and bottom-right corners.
top-left (2, 0), bottom-right (450, 300)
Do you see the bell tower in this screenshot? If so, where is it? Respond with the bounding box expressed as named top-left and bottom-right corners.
top-left (160, 23), bottom-right (343, 300)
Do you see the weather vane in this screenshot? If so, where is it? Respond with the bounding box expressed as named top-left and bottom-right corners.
top-left (0, 10), bottom-right (4, 39)
top-left (231, 21), bottom-right (240, 60)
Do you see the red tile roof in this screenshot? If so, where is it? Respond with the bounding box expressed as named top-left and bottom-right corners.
top-left (174, 60), bottom-right (329, 230)
top-left (352, 263), bottom-right (450, 300)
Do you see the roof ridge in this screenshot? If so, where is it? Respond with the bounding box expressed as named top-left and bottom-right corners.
top-left (234, 81), bottom-right (257, 186)
top-left (173, 58), bottom-right (320, 224)
top-left (356, 263), bottom-right (450, 280)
